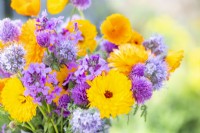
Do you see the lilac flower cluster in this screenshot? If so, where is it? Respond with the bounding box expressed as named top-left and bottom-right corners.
top-left (0, 44), bottom-right (25, 74)
top-left (74, 54), bottom-right (109, 83)
top-left (36, 11), bottom-right (83, 66)
top-left (21, 63), bottom-right (62, 104)
top-left (71, 0), bottom-right (92, 10)
top-left (143, 34), bottom-right (167, 57)
top-left (0, 18), bottom-right (20, 43)
top-left (70, 108), bottom-right (103, 133)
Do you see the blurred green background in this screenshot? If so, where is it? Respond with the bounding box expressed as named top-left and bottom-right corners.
top-left (1, 0), bottom-right (200, 133)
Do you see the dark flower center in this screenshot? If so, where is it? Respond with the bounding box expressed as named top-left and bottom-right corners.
top-left (104, 90), bottom-right (113, 98)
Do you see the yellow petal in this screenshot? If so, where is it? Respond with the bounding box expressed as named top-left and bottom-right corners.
top-left (47, 0), bottom-right (69, 14)
top-left (11, 0), bottom-right (40, 16)
top-left (166, 50), bottom-right (184, 72)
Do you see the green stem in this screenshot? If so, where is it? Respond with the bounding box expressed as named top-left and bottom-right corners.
top-left (38, 106), bottom-right (48, 120)
top-left (70, 7), bottom-right (76, 21)
top-left (60, 108), bottom-right (64, 133)
top-left (78, 9), bottom-right (85, 19)
top-left (51, 119), bottom-right (59, 133)
top-left (23, 123), bottom-right (34, 132)
top-left (27, 121), bottom-right (35, 132)
top-left (47, 103), bottom-right (51, 113)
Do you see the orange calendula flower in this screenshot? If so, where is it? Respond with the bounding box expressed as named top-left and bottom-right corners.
top-left (0, 78), bottom-right (8, 104)
top-left (11, 0), bottom-right (40, 16)
top-left (166, 50), bottom-right (184, 72)
top-left (67, 20), bottom-right (97, 56)
top-left (108, 43), bottom-right (148, 75)
top-left (47, 0), bottom-right (69, 14)
top-left (101, 14), bottom-right (132, 45)
top-left (129, 30), bottom-right (144, 45)
top-left (20, 19), bottom-right (45, 67)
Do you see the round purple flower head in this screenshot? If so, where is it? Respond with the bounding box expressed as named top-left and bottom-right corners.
top-left (70, 108), bottom-right (103, 133)
top-left (0, 18), bottom-right (20, 43)
top-left (145, 56), bottom-right (168, 90)
top-left (101, 40), bottom-right (118, 53)
top-left (71, 0), bottom-right (91, 10)
top-left (130, 63), bottom-right (146, 78)
top-left (71, 82), bottom-right (90, 105)
top-left (0, 44), bottom-right (25, 74)
top-left (143, 34), bottom-right (167, 57)
top-left (132, 76), bottom-right (153, 104)
top-left (36, 31), bottom-right (51, 47)
top-left (58, 94), bottom-right (71, 109)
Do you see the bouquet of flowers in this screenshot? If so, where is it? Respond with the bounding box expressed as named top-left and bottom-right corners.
top-left (0, 0), bottom-right (184, 133)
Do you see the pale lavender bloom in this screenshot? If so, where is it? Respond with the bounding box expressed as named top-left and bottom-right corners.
top-left (131, 76), bottom-right (153, 104)
top-left (143, 35), bottom-right (167, 57)
top-left (70, 108), bottom-right (103, 133)
top-left (0, 44), bottom-right (25, 74)
top-left (21, 63), bottom-right (61, 104)
top-left (1, 124), bottom-right (6, 133)
top-left (71, 0), bottom-right (92, 10)
top-left (145, 56), bottom-right (168, 90)
top-left (0, 18), bottom-right (20, 43)
top-left (0, 68), bottom-right (11, 78)
top-left (101, 40), bottom-right (118, 53)
top-left (71, 82), bottom-right (90, 105)
top-left (74, 54), bottom-right (109, 83)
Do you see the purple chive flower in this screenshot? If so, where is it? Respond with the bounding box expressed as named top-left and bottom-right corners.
top-left (130, 63), bottom-right (146, 78)
top-left (145, 56), bottom-right (168, 90)
top-left (74, 54), bottom-right (109, 83)
top-left (143, 35), bottom-right (167, 57)
top-left (21, 63), bottom-right (61, 104)
top-left (70, 108), bottom-right (103, 133)
top-left (0, 44), bottom-right (25, 74)
top-left (0, 18), bottom-right (20, 43)
top-left (58, 94), bottom-right (71, 109)
top-left (131, 76), bottom-right (153, 104)
top-left (71, 0), bottom-right (92, 10)
top-left (101, 40), bottom-right (118, 53)
top-left (71, 83), bottom-right (90, 105)
top-left (36, 31), bottom-right (51, 47)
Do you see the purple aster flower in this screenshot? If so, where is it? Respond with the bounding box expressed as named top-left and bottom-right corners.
top-left (70, 108), bottom-right (103, 133)
top-left (131, 76), bottom-right (153, 104)
top-left (71, 0), bottom-right (92, 10)
top-left (101, 40), bottom-right (118, 53)
top-left (36, 30), bottom-right (51, 47)
top-left (21, 63), bottom-right (61, 104)
top-left (0, 18), bottom-right (20, 43)
top-left (0, 44), bottom-right (25, 74)
top-left (145, 56), bottom-right (168, 90)
top-left (130, 63), bottom-right (146, 78)
top-left (143, 34), bottom-right (167, 57)
top-left (74, 54), bottom-right (109, 83)
top-left (71, 82), bottom-right (90, 105)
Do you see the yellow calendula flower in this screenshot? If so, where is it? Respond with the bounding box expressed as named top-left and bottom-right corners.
top-left (0, 41), bottom-right (3, 50)
top-left (128, 30), bottom-right (144, 45)
top-left (166, 50), bottom-right (184, 72)
top-left (47, 0), bottom-right (69, 14)
top-left (20, 19), bottom-right (45, 67)
top-left (1, 77), bottom-right (37, 122)
top-left (0, 78), bottom-right (8, 104)
top-left (108, 43), bottom-right (148, 75)
top-left (87, 70), bottom-right (134, 118)
top-left (101, 14), bottom-right (132, 45)
top-left (67, 20), bottom-right (97, 56)
top-left (11, 0), bottom-right (40, 16)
